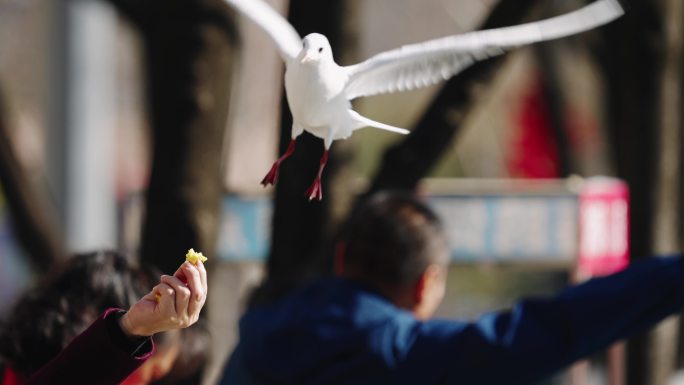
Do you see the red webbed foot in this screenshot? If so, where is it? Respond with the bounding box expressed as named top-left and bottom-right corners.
top-left (261, 163), bottom-right (281, 186)
top-left (305, 178), bottom-right (323, 201)
top-left (305, 149), bottom-right (328, 201)
top-left (261, 139), bottom-right (296, 187)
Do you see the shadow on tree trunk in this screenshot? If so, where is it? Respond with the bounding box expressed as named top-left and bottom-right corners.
top-left (117, 0), bottom-right (236, 275)
top-left (0, 85), bottom-right (66, 272)
top-left (593, 4), bottom-right (662, 383)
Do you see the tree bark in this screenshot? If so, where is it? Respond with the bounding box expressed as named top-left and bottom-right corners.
top-left (111, 0), bottom-right (236, 275)
top-left (365, 0), bottom-right (539, 195)
top-left (0, 87), bottom-right (66, 271)
top-left (103, 3), bottom-right (236, 384)
top-left (594, 1), bottom-right (675, 384)
top-left (646, 0), bottom-right (684, 383)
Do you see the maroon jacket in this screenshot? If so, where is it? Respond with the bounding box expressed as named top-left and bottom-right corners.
top-left (23, 308), bottom-right (155, 385)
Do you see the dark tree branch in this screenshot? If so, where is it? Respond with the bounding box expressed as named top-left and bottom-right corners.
top-left (0, 88), bottom-right (66, 271)
top-left (108, 0), bottom-right (235, 37)
top-left (596, 2), bottom-right (660, 265)
top-left (365, 0), bottom-right (539, 195)
top-left (106, 0), bottom-right (151, 26)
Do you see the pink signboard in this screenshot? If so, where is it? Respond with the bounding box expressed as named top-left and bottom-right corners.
top-left (577, 177), bottom-right (630, 278)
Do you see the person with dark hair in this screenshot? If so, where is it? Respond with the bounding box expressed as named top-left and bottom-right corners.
top-left (0, 251), bottom-right (208, 385)
top-left (220, 191), bottom-right (684, 385)
top-left (1, 251), bottom-right (151, 378)
top-left (340, 192), bottom-right (449, 320)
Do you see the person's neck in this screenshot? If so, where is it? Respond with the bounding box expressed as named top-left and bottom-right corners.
top-left (340, 273), bottom-right (417, 314)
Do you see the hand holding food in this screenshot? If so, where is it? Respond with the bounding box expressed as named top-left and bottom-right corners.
top-left (119, 250), bottom-right (208, 337)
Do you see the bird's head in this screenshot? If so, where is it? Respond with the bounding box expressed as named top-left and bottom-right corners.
top-left (299, 33), bottom-right (333, 64)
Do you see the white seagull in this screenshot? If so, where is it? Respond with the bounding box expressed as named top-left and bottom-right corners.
top-left (225, 0), bottom-right (624, 200)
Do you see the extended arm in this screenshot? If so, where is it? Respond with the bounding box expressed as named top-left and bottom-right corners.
top-left (409, 256), bottom-right (684, 384)
top-left (25, 260), bottom-right (208, 385)
top-left (23, 309), bottom-right (153, 385)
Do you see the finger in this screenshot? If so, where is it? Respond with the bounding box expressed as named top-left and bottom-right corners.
top-left (141, 290), bottom-right (159, 304)
top-left (161, 274), bottom-right (191, 318)
top-left (172, 264), bottom-right (188, 285)
top-left (153, 282), bottom-right (176, 315)
top-left (197, 259), bottom-right (208, 294)
top-left (182, 262), bottom-right (204, 316)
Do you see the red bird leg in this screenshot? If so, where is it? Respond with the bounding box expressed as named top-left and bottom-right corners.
top-left (261, 139), bottom-right (296, 186)
top-left (305, 149), bottom-right (329, 201)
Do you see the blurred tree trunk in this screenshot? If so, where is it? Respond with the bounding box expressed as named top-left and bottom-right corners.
top-left (107, 2), bottom-right (235, 384)
top-left (107, 0), bottom-right (235, 274)
top-left (0, 87), bottom-right (66, 271)
top-left (596, 0), bottom-right (683, 384)
top-left (599, 0), bottom-right (660, 270)
top-left (365, 0), bottom-right (539, 195)
top-left (647, 0), bottom-right (684, 384)
top-left (248, 0), bottom-right (343, 307)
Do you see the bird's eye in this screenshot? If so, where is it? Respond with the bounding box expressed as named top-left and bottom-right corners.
top-left (318, 47), bottom-right (323, 53)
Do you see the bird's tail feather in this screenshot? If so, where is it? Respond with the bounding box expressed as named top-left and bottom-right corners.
top-left (349, 110), bottom-right (409, 135)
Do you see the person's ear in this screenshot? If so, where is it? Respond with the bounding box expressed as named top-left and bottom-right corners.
top-left (334, 242), bottom-right (346, 276)
top-left (413, 269), bottom-right (428, 306)
top-left (412, 264), bottom-right (445, 320)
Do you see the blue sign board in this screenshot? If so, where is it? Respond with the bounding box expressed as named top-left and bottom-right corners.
top-left (430, 195), bottom-right (577, 262)
top-left (216, 195), bottom-right (273, 261)
top-left (215, 193), bottom-right (577, 263)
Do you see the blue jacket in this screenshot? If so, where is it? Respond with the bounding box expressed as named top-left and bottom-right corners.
top-left (221, 256), bottom-right (684, 385)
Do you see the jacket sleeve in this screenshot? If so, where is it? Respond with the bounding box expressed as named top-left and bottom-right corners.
top-left (405, 255), bottom-right (684, 385)
top-left (25, 308), bottom-right (155, 385)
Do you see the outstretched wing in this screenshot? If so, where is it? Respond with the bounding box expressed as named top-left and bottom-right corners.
top-left (343, 0), bottom-right (623, 100)
top-left (224, 0), bottom-right (302, 61)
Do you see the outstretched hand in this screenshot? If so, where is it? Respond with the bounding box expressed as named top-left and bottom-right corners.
top-left (119, 260), bottom-right (208, 337)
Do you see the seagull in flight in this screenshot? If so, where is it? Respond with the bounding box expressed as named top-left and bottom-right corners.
top-left (224, 0), bottom-right (624, 200)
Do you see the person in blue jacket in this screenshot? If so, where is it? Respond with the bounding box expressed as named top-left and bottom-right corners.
top-left (221, 191), bottom-right (684, 385)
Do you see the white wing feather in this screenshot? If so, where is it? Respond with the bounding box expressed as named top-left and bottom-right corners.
top-left (223, 0), bottom-right (302, 61)
top-left (344, 0), bottom-right (624, 100)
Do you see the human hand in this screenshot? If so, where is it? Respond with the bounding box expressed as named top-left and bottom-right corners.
top-left (119, 260), bottom-right (208, 337)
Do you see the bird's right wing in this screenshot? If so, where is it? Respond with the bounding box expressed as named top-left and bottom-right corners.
top-left (223, 0), bottom-right (302, 61)
top-left (343, 0), bottom-right (624, 100)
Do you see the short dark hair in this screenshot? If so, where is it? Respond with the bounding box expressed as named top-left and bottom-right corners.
top-left (341, 191), bottom-right (449, 287)
top-left (0, 250), bottom-right (154, 376)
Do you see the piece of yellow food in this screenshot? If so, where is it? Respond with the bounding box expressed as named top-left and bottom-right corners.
top-left (185, 248), bottom-right (207, 265)
top-left (154, 292), bottom-right (162, 303)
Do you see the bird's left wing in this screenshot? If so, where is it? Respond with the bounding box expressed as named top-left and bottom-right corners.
top-left (343, 0), bottom-right (623, 100)
top-left (224, 0), bottom-right (302, 61)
